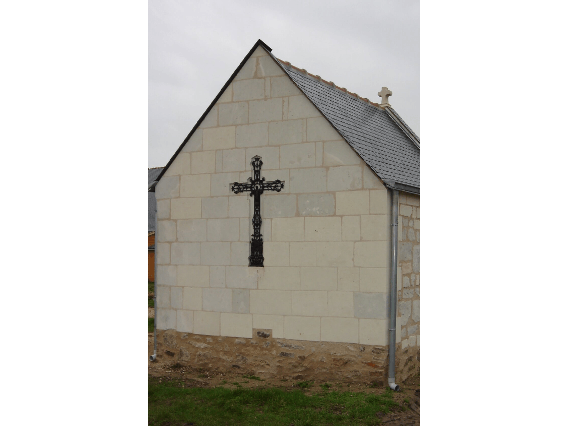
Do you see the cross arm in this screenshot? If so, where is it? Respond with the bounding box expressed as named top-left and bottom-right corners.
top-left (230, 181), bottom-right (253, 194)
top-left (262, 179), bottom-right (285, 192)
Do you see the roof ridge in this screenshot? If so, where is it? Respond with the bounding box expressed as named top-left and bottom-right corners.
top-left (276, 57), bottom-right (381, 108)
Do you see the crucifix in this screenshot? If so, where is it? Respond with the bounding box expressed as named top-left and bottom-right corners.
top-left (230, 156), bottom-right (284, 267)
top-left (378, 86), bottom-right (392, 106)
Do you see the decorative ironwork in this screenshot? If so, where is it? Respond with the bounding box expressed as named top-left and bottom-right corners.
top-left (230, 156), bottom-right (284, 267)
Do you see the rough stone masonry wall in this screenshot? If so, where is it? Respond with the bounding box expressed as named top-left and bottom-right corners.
top-left (396, 192), bottom-right (420, 382)
top-left (154, 46), bottom-right (393, 380)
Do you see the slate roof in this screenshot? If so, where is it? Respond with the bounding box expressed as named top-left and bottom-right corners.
top-left (155, 40), bottom-right (419, 194)
top-left (148, 167), bottom-right (164, 232)
top-left (274, 58), bottom-right (420, 191)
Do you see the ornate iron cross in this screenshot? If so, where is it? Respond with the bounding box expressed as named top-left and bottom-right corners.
top-left (230, 156), bottom-right (284, 267)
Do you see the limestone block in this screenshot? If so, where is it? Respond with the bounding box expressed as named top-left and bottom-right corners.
top-left (406, 194), bottom-right (420, 206)
top-left (218, 83), bottom-right (232, 103)
top-left (157, 199), bottom-right (170, 219)
top-left (403, 276), bottom-right (410, 288)
top-left (221, 313), bottom-right (253, 338)
top-left (354, 241), bottom-right (388, 268)
top-left (342, 216), bottom-right (361, 241)
top-left (354, 292), bottom-right (388, 319)
top-left (408, 324), bottom-right (418, 336)
top-left (270, 76), bottom-right (301, 97)
top-left (235, 122), bottom-right (268, 147)
top-left (292, 290), bottom-right (329, 316)
top-left (230, 242), bottom-right (249, 266)
top-left (234, 56), bottom-right (257, 80)
top-left (272, 217), bottom-right (304, 241)
top-left (219, 102), bottom-right (248, 126)
top-left (191, 151), bottom-right (216, 174)
top-left (245, 146), bottom-right (279, 169)
top-left (265, 78), bottom-right (270, 97)
top-left (289, 167), bottom-right (326, 193)
top-left (257, 56), bottom-right (285, 77)
top-left (362, 166), bottom-right (382, 189)
top-left (222, 149), bottom-right (246, 172)
top-left (298, 193), bottom-right (335, 216)
top-left (399, 242), bottom-right (413, 262)
top-left (323, 140), bottom-right (361, 166)
top-left (232, 289), bottom-right (250, 313)
top-left (201, 105), bottom-right (218, 128)
top-left (300, 267), bottom-right (337, 290)
top-left (408, 335), bottom-right (416, 347)
top-left (193, 311), bottom-right (220, 336)
top-left (316, 142), bottom-right (323, 166)
top-left (361, 215), bottom-right (388, 241)
top-left (171, 198), bottom-right (202, 219)
top-left (156, 176), bottom-right (179, 199)
top-left (359, 319), bottom-right (388, 346)
top-left (183, 287), bottom-right (202, 310)
top-left (263, 242), bottom-right (290, 267)
top-left (397, 266), bottom-right (402, 291)
top-left (336, 191), bottom-right (369, 216)
top-left (206, 218), bottom-right (239, 242)
top-left (170, 287), bottom-right (183, 309)
top-left (417, 335), bottom-right (420, 346)
top-left (239, 218), bottom-right (250, 241)
top-left (327, 166), bottom-right (363, 192)
top-left (180, 174), bottom-right (210, 198)
top-left (414, 219), bottom-right (420, 230)
top-left (289, 242), bottom-right (318, 267)
top-left (263, 194), bottom-right (297, 218)
top-left (228, 196), bottom-right (249, 218)
top-left (369, 190), bottom-right (388, 215)
top-left (250, 290), bottom-right (292, 315)
top-left (176, 310), bottom-right (193, 333)
top-left (413, 246), bottom-right (420, 273)
top-left (157, 308), bottom-right (176, 330)
top-left (316, 242), bottom-right (354, 267)
top-left (156, 286), bottom-right (170, 308)
top-left (399, 300), bottom-right (411, 326)
top-left (211, 172), bottom-right (239, 196)
top-left (233, 79), bottom-right (264, 101)
top-left (396, 317), bottom-right (401, 343)
top-left (203, 126), bottom-right (235, 151)
top-left (157, 243), bottom-right (170, 265)
top-left (269, 119), bottom-right (305, 145)
top-left (210, 266), bottom-right (225, 288)
top-left (202, 197), bottom-right (228, 219)
top-left (288, 95), bottom-right (322, 119)
top-left (321, 317), bottom-right (358, 344)
top-left (283, 316), bottom-right (320, 341)
top-left (249, 99), bottom-right (283, 123)
top-left (158, 220), bottom-right (176, 242)
top-left (157, 265), bottom-right (176, 286)
top-left (263, 218), bottom-right (272, 241)
top-left (280, 143), bottom-right (315, 169)
top-left (408, 228), bottom-right (415, 241)
top-left (305, 217), bottom-right (341, 241)
top-left (328, 291), bottom-right (354, 317)
top-left (306, 116), bottom-right (339, 141)
top-left (200, 242), bottom-right (231, 265)
top-left (259, 266), bottom-right (300, 290)
top-left (253, 314), bottom-right (284, 338)
top-left (216, 151), bottom-right (223, 173)
top-left (338, 267), bottom-right (359, 291)
top-left (181, 128), bottom-right (203, 153)
top-left (226, 266), bottom-right (259, 289)
top-left (400, 204), bottom-right (413, 217)
top-left (171, 243), bottom-right (200, 265)
top-left (164, 153), bottom-right (191, 176)
top-left (177, 219), bottom-right (207, 242)
top-left (203, 288), bottom-right (232, 312)
top-left (416, 208), bottom-right (420, 219)
top-left (403, 289), bottom-right (415, 298)
top-left (412, 300), bottom-right (420, 322)
top-left (360, 267), bottom-right (389, 293)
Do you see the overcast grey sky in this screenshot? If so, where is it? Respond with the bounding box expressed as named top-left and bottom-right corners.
top-left (148, 0), bottom-right (419, 168)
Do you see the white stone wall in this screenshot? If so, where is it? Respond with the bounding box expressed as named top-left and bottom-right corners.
top-left (155, 46), bottom-right (392, 346)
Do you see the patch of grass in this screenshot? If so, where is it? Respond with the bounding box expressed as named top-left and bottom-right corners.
top-left (220, 380), bottom-right (228, 385)
top-left (243, 375), bottom-right (264, 381)
top-left (198, 374), bottom-right (207, 378)
top-left (170, 363), bottom-right (183, 370)
top-left (149, 376), bottom-right (399, 425)
top-left (148, 297), bottom-right (154, 308)
top-left (296, 381), bottom-right (313, 389)
top-left (320, 383), bottom-right (331, 390)
top-left (148, 281), bottom-right (154, 294)
top-left (148, 318), bottom-right (154, 333)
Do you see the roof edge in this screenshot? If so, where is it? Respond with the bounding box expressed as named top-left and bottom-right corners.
top-left (382, 180), bottom-right (420, 195)
top-left (384, 107), bottom-right (420, 149)
top-left (154, 39), bottom-right (272, 183)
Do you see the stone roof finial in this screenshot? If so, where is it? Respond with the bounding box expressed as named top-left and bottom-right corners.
top-left (378, 86), bottom-right (392, 108)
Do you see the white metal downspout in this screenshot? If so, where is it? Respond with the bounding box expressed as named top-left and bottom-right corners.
top-left (149, 181), bottom-right (158, 361)
top-left (388, 189), bottom-right (400, 391)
